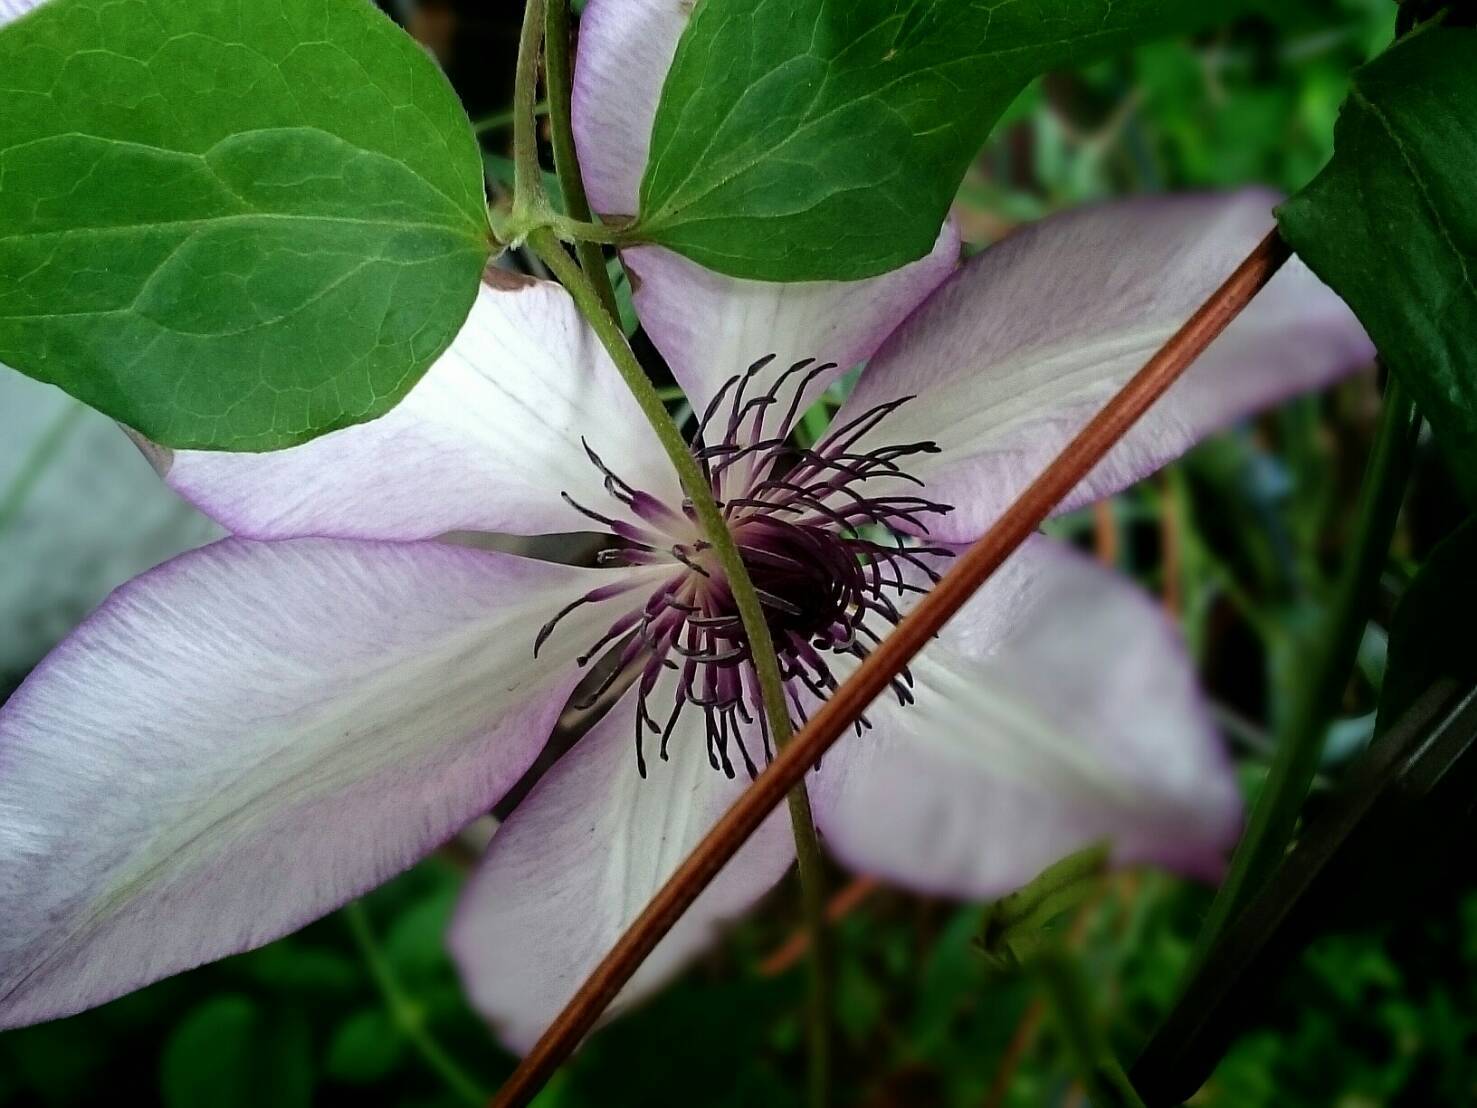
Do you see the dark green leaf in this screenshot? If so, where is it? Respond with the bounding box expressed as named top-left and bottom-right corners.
top-left (2, 1019), bottom-right (112, 1101)
top-left (638, 0), bottom-right (1246, 280)
top-left (0, 0), bottom-right (489, 451)
top-left (325, 1007), bottom-right (405, 1084)
top-left (160, 995), bottom-right (313, 1108)
top-left (1277, 25), bottom-right (1477, 501)
top-left (1378, 514), bottom-right (1477, 735)
top-left (236, 940), bottom-right (361, 995)
top-left (564, 973), bottom-right (800, 1108)
top-left (383, 884), bottom-right (459, 983)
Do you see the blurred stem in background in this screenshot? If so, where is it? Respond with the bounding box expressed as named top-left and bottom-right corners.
top-left (977, 847), bottom-right (1140, 1104)
top-left (343, 902), bottom-right (488, 1107)
top-left (1035, 949), bottom-right (1148, 1108)
top-left (517, 4), bottom-right (833, 1101)
top-left (1184, 371), bottom-right (1421, 977)
top-left (0, 401), bottom-right (83, 538)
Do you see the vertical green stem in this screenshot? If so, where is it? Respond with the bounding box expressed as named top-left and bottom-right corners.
top-left (1035, 949), bottom-right (1148, 1108)
top-left (791, 785), bottom-right (832, 1108)
top-left (530, 230), bottom-right (829, 1106)
top-left (514, 7), bottom-right (829, 1093)
top-left (473, 102), bottom-right (548, 135)
top-left (1186, 372), bottom-right (1420, 970)
top-left (526, 232), bottom-right (771, 685)
top-left (344, 901), bottom-right (489, 1106)
top-left (510, 0), bottom-right (549, 219)
top-left (544, 0), bottom-right (619, 322)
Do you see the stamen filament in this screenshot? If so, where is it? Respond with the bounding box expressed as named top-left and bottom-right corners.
top-left (554, 358), bottom-right (952, 777)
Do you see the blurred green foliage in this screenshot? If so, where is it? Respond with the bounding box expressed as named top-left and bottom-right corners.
top-left (6, 1), bottom-right (1476, 1105)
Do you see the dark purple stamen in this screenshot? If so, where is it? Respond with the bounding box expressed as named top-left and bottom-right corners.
top-left (536, 356), bottom-right (954, 778)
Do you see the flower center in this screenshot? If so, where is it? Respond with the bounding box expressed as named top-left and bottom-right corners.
top-left (538, 356), bottom-right (953, 778)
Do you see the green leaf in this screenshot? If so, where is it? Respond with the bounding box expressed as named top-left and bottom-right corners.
top-left (1277, 25), bottom-right (1477, 501)
top-left (325, 1007), bottom-right (406, 1084)
top-left (637, 0), bottom-right (1247, 281)
top-left (0, 0), bottom-right (489, 451)
top-left (1377, 514), bottom-right (1477, 736)
top-left (383, 883), bottom-right (459, 983)
top-left (160, 995), bottom-right (313, 1108)
top-left (236, 940), bottom-right (361, 995)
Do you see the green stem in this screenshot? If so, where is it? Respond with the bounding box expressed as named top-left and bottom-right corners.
top-left (1035, 949), bottom-right (1148, 1108)
top-left (0, 400), bottom-right (84, 538)
top-left (343, 901), bottom-right (488, 1107)
top-left (544, 0), bottom-right (619, 321)
top-left (522, 11), bottom-right (828, 1090)
top-left (473, 102), bottom-right (548, 135)
top-left (791, 783), bottom-right (832, 1108)
top-left (530, 228), bottom-right (829, 1107)
top-left (510, 0), bottom-right (549, 220)
top-left (544, 212), bottom-right (629, 245)
top-left (1186, 372), bottom-right (1420, 971)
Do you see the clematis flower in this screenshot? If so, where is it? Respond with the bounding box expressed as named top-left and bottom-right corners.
top-left (0, 0), bottom-right (1372, 1050)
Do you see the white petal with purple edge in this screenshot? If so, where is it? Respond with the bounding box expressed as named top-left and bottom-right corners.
top-left (0, 539), bottom-right (659, 1028)
top-left (623, 230), bottom-right (961, 423)
top-left (449, 676), bottom-right (794, 1053)
top-left (162, 276), bottom-right (682, 541)
top-left (572, 0), bottom-right (961, 420)
top-left (570, 0), bottom-right (682, 220)
top-left (839, 191), bottom-right (1375, 544)
top-left (808, 536), bottom-right (1241, 899)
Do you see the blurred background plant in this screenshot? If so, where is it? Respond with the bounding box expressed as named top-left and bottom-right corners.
top-left (4, 1), bottom-right (1474, 1105)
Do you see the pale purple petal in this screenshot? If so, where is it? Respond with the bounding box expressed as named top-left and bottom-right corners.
top-left (0, 371), bottom-right (219, 678)
top-left (0, 539), bottom-right (656, 1028)
top-left (449, 676), bottom-right (794, 1053)
top-left (571, 0), bottom-right (961, 422)
top-left (623, 227), bottom-right (961, 423)
top-left (809, 536), bottom-right (1241, 898)
top-left (162, 276), bottom-right (683, 541)
top-left (570, 0), bottom-right (682, 219)
top-left (840, 191), bottom-right (1375, 544)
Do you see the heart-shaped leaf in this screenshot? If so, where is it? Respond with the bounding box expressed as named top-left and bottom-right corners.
top-left (0, 0), bottom-right (490, 450)
top-left (637, 0), bottom-right (1248, 281)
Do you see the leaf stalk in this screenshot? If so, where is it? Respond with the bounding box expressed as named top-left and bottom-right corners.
top-left (543, 0), bottom-right (620, 319)
top-left (344, 901), bottom-right (488, 1106)
top-left (1034, 948), bottom-right (1149, 1108)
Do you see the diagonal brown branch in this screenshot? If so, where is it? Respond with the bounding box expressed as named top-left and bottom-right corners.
top-left (490, 230), bottom-right (1292, 1108)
